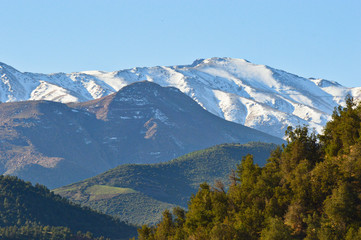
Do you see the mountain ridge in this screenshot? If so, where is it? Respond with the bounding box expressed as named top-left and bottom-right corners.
top-left (1, 57), bottom-right (360, 138)
top-left (0, 81), bottom-right (283, 188)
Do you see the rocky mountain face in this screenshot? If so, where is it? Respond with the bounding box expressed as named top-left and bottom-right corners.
top-left (1, 58), bottom-right (360, 138)
top-left (0, 81), bottom-right (283, 188)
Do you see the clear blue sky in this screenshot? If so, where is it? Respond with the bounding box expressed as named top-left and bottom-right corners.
top-left (1, 0), bottom-right (360, 87)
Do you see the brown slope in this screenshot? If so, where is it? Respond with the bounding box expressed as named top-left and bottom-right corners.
top-left (71, 81), bottom-right (284, 166)
top-left (0, 101), bottom-right (111, 188)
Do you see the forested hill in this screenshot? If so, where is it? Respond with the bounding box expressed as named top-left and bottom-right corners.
top-left (139, 96), bottom-right (361, 240)
top-left (55, 142), bottom-right (277, 226)
top-left (0, 175), bottom-right (137, 240)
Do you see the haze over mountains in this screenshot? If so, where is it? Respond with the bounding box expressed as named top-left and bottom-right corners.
top-left (1, 57), bottom-right (360, 138)
top-left (0, 81), bottom-right (282, 188)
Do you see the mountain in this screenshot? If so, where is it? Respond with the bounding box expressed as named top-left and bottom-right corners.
top-left (0, 175), bottom-right (136, 239)
top-left (54, 142), bottom-right (277, 226)
top-left (0, 81), bottom-right (283, 188)
top-left (1, 58), bottom-right (360, 138)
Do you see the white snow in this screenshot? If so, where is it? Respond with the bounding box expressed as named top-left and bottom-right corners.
top-left (0, 57), bottom-right (360, 139)
top-left (153, 108), bottom-right (174, 125)
top-left (150, 152), bottom-right (161, 155)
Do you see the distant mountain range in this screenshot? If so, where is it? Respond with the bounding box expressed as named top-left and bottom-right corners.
top-left (0, 81), bottom-right (282, 188)
top-left (1, 57), bottom-right (360, 138)
top-left (54, 142), bottom-right (277, 226)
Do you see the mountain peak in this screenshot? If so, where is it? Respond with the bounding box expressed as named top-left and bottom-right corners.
top-left (118, 80), bottom-right (163, 92)
top-left (0, 62), bottom-right (18, 73)
top-left (115, 81), bottom-right (181, 97)
top-left (0, 58), bottom-right (358, 138)
top-left (190, 58), bottom-right (206, 67)
top-left (309, 78), bottom-right (343, 88)
top-left (189, 57), bottom-right (251, 67)
top-left (0, 61), bottom-right (10, 68)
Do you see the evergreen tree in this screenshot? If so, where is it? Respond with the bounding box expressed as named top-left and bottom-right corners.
top-left (137, 97), bottom-right (361, 240)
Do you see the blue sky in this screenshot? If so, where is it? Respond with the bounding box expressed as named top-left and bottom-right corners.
top-left (1, 0), bottom-right (360, 87)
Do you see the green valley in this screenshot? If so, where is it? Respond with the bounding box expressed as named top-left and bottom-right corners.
top-left (54, 142), bottom-right (277, 226)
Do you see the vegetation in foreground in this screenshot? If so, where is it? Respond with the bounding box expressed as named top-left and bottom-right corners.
top-left (0, 175), bottom-right (137, 240)
top-left (138, 96), bottom-right (361, 240)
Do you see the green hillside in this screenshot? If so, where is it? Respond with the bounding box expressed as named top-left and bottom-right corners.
top-left (0, 175), bottom-right (136, 239)
top-left (55, 142), bottom-right (277, 225)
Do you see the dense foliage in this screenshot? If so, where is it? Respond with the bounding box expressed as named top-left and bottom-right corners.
top-left (0, 221), bottom-right (107, 240)
top-left (0, 175), bottom-right (137, 240)
top-left (139, 96), bottom-right (361, 240)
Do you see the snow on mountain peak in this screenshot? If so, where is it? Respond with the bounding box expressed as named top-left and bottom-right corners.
top-left (0, 57), bottom-right (359, 139)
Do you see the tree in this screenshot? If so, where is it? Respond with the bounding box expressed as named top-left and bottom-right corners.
top-left (324, 182), bottom-right (359, 233)
top-left (154, 210), bottom-right (174, 240)
top-left (137, 225), bottom-right (154, 240)
top-left (281, 126), bottom-right (321, 176)
top-left (321, 95), bottom-right (361, 157)
top-left (260, 217), bottom-right (292, 240)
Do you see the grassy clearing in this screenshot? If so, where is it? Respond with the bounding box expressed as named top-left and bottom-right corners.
top-left (85, 185), bottom-right (137, 195)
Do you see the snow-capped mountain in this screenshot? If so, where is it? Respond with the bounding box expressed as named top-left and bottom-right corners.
top-left (0, 82), bottom-right (283, 188)
top-left (1, 58), bottom-right (360, 138)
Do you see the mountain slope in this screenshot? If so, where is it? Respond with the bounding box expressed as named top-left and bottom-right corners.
top-left (1, 58), bottom-right (360, 138)
top-left (0, 100), bottom-right (110, 188)
top-left (0, 175), bottom-right (136, 239)
top-left (54, 142), bottom-right (277, 225)
top-left (0, 81), bottom-right (283, 188)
